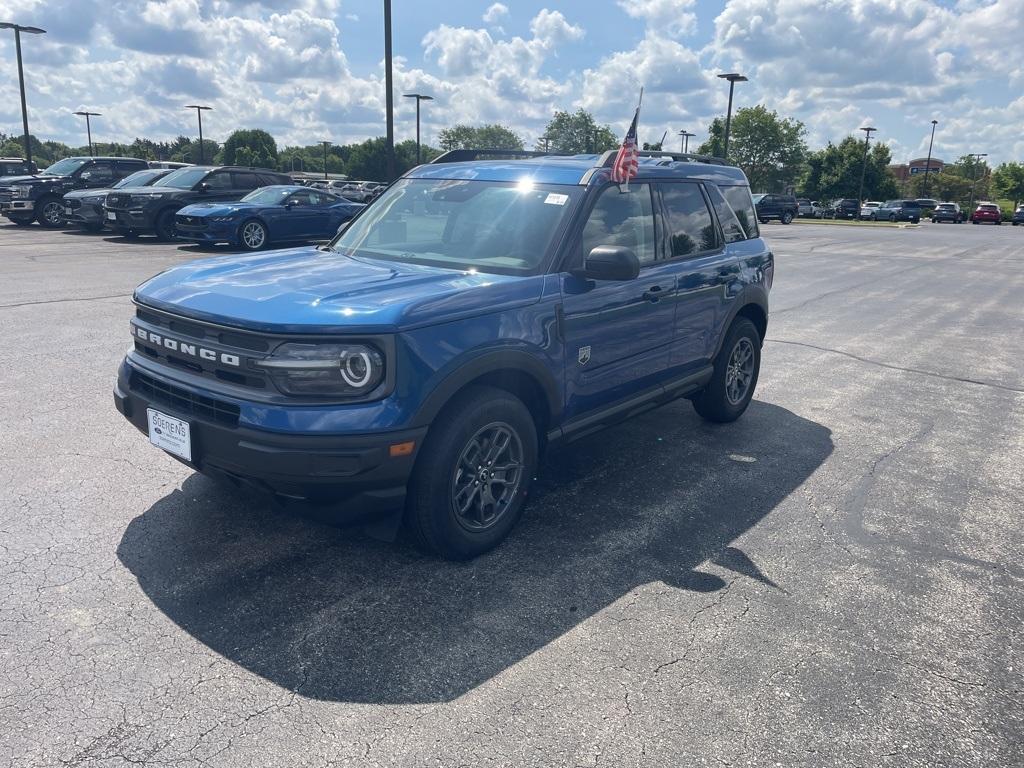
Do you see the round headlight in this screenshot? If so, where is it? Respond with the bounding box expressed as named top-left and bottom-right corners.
top-left (340, 350), bottom-right (373, 388)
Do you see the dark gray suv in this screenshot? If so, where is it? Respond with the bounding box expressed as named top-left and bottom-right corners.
top-left (752, 193), bottom-right (797, 224)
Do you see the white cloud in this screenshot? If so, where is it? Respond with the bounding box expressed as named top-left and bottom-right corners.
top-left (483, 3), bottom-right (509, 24)
top-left (617, 0), bottom-right (697, 37)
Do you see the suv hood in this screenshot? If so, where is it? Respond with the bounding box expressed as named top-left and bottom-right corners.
top-left (134, 246), bottom-right (542, 333)
top-left (65, 187), bottom-right (114, 200)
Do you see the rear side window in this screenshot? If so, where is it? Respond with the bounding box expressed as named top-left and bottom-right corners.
top-left (660, 183), bottom-right (719, 257)
top-left (719, 185), bottom-right (759, 239)
top-left (231, 173), bottom-right (260, 190)
top-left (705, 184), bottom-right (747, 244)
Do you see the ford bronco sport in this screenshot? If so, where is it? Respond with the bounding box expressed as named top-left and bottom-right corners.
top-left (115, 149), bottom-right (773, 559)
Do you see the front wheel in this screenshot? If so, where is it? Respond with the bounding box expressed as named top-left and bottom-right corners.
top-left (154, 208), bottom-right (178, 241)
top-left (405, 386), bottom-right (538, 560)
top-left (692, 317), bottom-right (761, 423)
top-left (36, 198), bottom-right (65, 228)
top-left (238, 219), bottom-right (268, 250)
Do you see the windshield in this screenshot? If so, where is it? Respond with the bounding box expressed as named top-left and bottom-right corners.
top-left (242, 187), bottom-right (293, 205)
top-left (115, 169), bottom-right (164, 188)
top-left (329, 178), bottom-right (581, 274)
top-left (42, 158), bottom-right (89, 176)
top-left (152, 168), bottom-right (209, 189)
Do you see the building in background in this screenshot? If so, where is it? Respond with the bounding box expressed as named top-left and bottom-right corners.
top-left (888, 157), bottom-right (946, 183)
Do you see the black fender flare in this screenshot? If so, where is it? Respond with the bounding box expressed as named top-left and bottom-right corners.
top-left (410, 347), bottom-right (562, 429)
top-left (712, 284), bottom-right (769, 359)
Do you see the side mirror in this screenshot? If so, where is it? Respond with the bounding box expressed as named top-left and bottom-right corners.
top-left (198, 182), bottom-right (209, 193)
top-left (578, 245), bottom-right (640, 281)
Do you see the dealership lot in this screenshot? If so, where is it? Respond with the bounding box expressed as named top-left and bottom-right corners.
top-left (1, 223), bottom-right (1022, 766)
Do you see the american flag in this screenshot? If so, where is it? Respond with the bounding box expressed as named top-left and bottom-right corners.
top-left (610, 107), bottom-right (640, 186)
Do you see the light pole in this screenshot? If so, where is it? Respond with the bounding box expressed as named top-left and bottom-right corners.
top-left (716, 72), bottom-right (747, 161)
top-left (320, 140), bottom-right (331, 180)
top-left (857, 126), bottom-right (877, 204)
top-left (73, 111), bottom-right (101, 156)
top-left (403, 93), bottom-right (433, 165)
top-left (185, 105), bottom-right (212, 164)
top-left (678, 130), bottom-right (695, 153)
top-left (923, 119), bottom-right (938, 197)
top-left (384, 0), bottom-right (396, 182)
top-left (967, 153), bottom-right (987, 213)
top-left (0, 22), bottom-right (47, 165)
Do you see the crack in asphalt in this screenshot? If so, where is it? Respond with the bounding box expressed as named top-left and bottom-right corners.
top-left (0, 292), bottom-right (130, 310)
top-left (767, 338), bottom-right (1024, 393)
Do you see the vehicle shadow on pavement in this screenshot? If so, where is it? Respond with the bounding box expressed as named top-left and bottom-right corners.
top-left (117, 400), bottom-right (832, 704)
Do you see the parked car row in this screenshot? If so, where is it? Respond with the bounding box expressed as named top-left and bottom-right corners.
top-left (0, 158), bottom-right (365, 250)
top-left (759, 193), bottom-right (1021, 227)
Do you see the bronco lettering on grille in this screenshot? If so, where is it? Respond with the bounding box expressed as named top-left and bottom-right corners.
top-left (133, 326), bottom-right (241, 367)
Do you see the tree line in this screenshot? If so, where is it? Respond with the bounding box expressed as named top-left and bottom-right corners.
top-left (3, 108), bottom-right (1022, 207)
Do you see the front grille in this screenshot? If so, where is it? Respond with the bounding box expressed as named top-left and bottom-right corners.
top-left (175, 215), bottom-right (207, 230)
top-left (0, 189), bottom-right (14, 204)
top-left (66, 199), bottom-right (82, 210)
top-left (130, 370), bottom-right (240, 427)
top-left (105, 193), bottom-right (128, 208)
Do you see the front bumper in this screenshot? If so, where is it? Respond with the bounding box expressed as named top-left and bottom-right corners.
top-left (114, 360), bottom-right (425, 517)
top-left (1, 199), bottom-right (35, 214)
top-left (175, 218), bottom-right (237, 244)
top-left (66, 203), bottom-right (103, 226)
top-left (105, 206), bottom-right (155, 232)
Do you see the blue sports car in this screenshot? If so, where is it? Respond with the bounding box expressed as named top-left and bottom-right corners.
top-left (174, 185), bottom-right (364, 250)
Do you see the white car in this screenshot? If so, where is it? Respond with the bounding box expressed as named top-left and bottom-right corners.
top-left (860, 201), bottom-right (882, 220)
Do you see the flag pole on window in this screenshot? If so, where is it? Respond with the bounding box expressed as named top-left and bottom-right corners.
top-left (611, 87), bottom-right (643, 190)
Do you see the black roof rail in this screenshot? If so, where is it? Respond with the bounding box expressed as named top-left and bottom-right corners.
top-left (430, 148), bottom-right (562, 164)
top-left (596, 149), bottom-right (729, 167)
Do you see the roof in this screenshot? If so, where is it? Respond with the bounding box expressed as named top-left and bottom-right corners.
top-left (407, 151), bottom-right (749, 186)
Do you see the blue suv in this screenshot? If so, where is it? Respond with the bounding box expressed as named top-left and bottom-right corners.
top-left (114, 149), bottom-right (773, 559)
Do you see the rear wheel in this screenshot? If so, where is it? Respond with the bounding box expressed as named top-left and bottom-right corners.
top-left (154, 208), bottom-right (177, 241)
top-left (889, 214), bottom-right (897, 222)
top-left (994, 219), bottom-right (1001, 226)
top-left (692, 317), bottom-right (761, 424)
top-left (781, 211), bottom-right (793, 225)
top-left (36, 198), bottom-right (65, 228)
top-left (405, 386), bottom-right (538, 560)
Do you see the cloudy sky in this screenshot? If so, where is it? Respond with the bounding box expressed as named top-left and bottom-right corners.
top-left (1, 0), bottom-right (1022, 164)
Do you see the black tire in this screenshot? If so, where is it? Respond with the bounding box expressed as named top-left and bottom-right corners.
top-left (405, 386), bottom-right (538, 560)
top-left (994, 220), bottom-right (1001, 226)
top-left (238, 219), bottom-right (268, 251)
top-left (781, 211), bottom-right (793, 225)
top-left (972, 219), bottom-right (979, 225)
top-left (911, 217), bottom-right (920, 224)
top-left (36, 197), bottom-right (65, 228)
top-left (888, 214), bottom-right (897, 223)
top-left (692, 317), bottom-right (761, 424)
top-left (7, 214), bottom-right (34, 226)
top-left (154, 208), bottom-right (178, 241)
top-left (758, 217), bottom-right (769, 224)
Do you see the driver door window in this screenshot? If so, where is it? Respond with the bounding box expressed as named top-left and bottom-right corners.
top-left (581, 184), bottom-right (656, 266)
top-left (202, 172), bottom-right (233, 190)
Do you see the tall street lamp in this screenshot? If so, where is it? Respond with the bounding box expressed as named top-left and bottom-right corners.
top-left (383, 0), bottom-right (396, 182)
top-left (73, 111), bottom-right (101, 156)
top-left (857, 126), bottom-right (877, 204)
top-left (678, 130), bottom-right (695, 153)
top-left (967, 152), bottom-right (987, 213)
top-left (716, 72), bottom-right (747, 161)
top-left (185, 105), bottom-right (212, 164)
top-left (0, 22), bottom-right (47, 165)
top-left (320, 140), bottom-right (332, 180)
top-left (923, 119), bottom-right (938, 197)
top-left (403, 93), bottom-right (433, 165)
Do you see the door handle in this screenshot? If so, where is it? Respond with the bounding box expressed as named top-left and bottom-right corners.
top-left (642, 285), bottom-right (665, 302)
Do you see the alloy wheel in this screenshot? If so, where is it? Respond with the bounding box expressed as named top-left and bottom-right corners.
top-left (241, 221), bottom-right (266, 250)
top-left (450, 422), bottom-right (524, 532)
top-left (41, 201), bottom-right (64, 226)
top-left (725, 337), bottom-right (755, 405)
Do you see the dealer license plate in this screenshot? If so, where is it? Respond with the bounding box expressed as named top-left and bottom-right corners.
top-left (147, 408), bottom-right (192, 461)
top-left (107, 211), bottom-right (116, 221)
top-left (65, 206), bottom-right (72, 216)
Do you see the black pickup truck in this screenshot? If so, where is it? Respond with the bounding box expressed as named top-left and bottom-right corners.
top-left (0, 156), bottom-right (149, 226)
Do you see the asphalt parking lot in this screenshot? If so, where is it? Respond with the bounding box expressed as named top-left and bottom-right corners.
top-left (1, 221), bottom-right (1022, 767)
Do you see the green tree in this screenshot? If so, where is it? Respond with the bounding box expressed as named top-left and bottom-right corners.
top-left (437, 124), bottom-right (525, 151)
top-left (945, 154), bottom-right (992, 204)
top-left (992, 162), bottom-right (1024, 207)
top-left (540, 109), bottom-right (617, 153)
top-left (697, 106), bottom-right (806, 191)
top-left (170, 138), bottom-right (220, 165)
top-left (219, 129), bottom-right (278, 168)
top-left (800, 136), bottom-right (897, 201)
